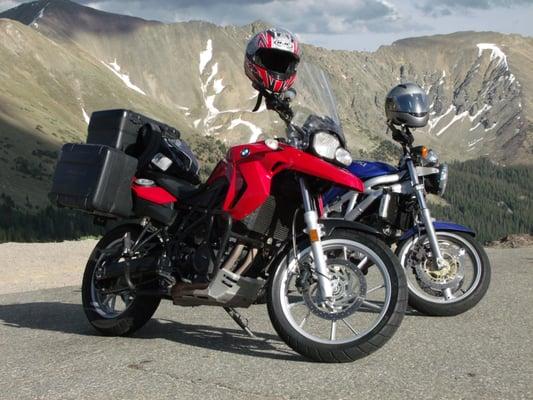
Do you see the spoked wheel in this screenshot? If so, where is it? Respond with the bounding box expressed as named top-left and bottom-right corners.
top-left (397, 231), bottom-right (491, 316)
top-left (82, 225), bottom-right (161, 336)
top-left (268, 230), bottom-right (407, 363)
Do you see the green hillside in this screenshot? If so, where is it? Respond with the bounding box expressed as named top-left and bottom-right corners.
top-left (1, 157), bottom-right (530, 244)
top-left (433, 158), bottom-right (533, 243)
top-left (0, 137), bottom-right (226, 243)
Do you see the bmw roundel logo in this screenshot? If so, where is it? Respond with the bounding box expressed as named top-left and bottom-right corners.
top-left (241, 148), bottom-right (250, 157)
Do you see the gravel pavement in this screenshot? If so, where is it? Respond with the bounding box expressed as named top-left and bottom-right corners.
top-left (0, 242), bottom-right (532, 399)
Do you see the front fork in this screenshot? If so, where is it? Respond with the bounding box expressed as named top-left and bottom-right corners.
top-left (405, 159), bottom-right (446, 270)
top-left (299, 178), bottom-right (333, 300)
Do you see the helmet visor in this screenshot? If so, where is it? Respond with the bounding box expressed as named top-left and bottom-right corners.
top-left (255, 48), bottom-right (299, 75)
top-left (395, 93), bottom-right (429, 116)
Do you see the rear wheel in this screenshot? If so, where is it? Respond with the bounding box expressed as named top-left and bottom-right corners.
top-left (268, 230), bottom-right (407, 363)
top-left (397, 231), bottom-right (491, 316)
top-left (82, 225), bottom-right (161, 336)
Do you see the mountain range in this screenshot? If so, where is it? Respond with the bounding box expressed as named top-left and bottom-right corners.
top-left (0, 0), bottom-right (532, 211)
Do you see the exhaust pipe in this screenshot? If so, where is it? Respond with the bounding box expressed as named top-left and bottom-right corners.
top-left (95, 256), bottom-right (158, 280)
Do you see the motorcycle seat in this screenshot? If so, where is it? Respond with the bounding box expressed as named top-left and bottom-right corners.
top-left (142, 170), bottom-right (200, 200)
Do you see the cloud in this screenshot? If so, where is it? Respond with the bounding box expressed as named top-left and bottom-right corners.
top-left (81, 0), bottom-right (401, 33)
top-left (0, 0), bottom-right (21, 11)
top-left (416, 0), bottom-right (532, 17)
top-left (0, 0), bottom-right (424, 34)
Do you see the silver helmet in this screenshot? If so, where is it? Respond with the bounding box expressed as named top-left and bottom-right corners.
top-left (385, 83), bottom-right (429, 128)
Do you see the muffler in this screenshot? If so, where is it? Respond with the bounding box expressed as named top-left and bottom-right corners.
top-left (95, 256), bottom-right (158, 280)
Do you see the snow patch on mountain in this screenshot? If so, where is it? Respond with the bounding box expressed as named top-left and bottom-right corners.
top-left (206, 63), bottom-right (218, 87)
top-left (101, 60), bottom-right (146, 95)
top-left (435, 109), bottom-right (468, 136)
top-left (213, 79), bottom-right (224, 94)
top-left (468, 137), bottom-right (484, 147)
top-left (228, 118), bottom-right (263, 143)
top-left (438, 70), bottom-right (446, 85)
top-left (428, 105), bottom-right (454, 131)
top-left (30, 3), bottom-right (48, 28)
top-left (476, 43), bottom-right (508, 69)
top-left (81, 107), bottom-right (90, 125)
top-left (204, 95), bottom-right (219, 123)
top-left (110, 60), bottom-right (121, 71)
top-left (469, 104), bottom-right (491, 122)
top-left (485, 122), bottom-right (498, 131)
top-left (196, 40), bottom-right (262, 135)
top-left (199, 39), bottom-right (213, 74)
top-left (469, 122), bottom-right (482, 132)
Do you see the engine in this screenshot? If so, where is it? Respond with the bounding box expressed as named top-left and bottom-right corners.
top-left (163, 231), bottom-right (217, 284)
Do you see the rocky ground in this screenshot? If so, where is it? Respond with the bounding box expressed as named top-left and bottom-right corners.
top-left (488, 234), bottom-right (533, 249)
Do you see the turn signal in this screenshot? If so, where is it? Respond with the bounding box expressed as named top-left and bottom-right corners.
top-left (420, 146), bottom-right (429, 159)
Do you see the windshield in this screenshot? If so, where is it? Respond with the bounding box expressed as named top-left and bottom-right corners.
top-left (291, 61), bottom-right (341, 129)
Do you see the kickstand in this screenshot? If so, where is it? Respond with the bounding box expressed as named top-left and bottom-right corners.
top-left (223, 307), bottom-right (256, 338)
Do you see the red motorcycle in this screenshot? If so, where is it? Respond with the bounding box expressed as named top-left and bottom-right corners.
top-left (50, 65), bottom-right (406, 362)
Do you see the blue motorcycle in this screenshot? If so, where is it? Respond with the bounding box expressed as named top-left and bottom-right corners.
top-left (324, 125), bottom-right (491, 316)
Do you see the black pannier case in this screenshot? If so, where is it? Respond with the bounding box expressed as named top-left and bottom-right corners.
top-left (49, 144), bottom-right (137, 217)
top-left (87, 109), bottom-right (201, 184)
top-left (87, 109), bottom-right (180, 154)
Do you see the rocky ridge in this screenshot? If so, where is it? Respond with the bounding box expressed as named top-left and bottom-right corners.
top-left (0, 0), bottom-right (531, 209)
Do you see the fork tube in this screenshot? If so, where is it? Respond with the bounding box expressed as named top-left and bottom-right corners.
top-left (299, 178), bottom-right (333, 299)
top-left (405, 157), bottom-right (444, 267)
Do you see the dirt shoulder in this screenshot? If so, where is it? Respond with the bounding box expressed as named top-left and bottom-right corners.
top-left (0, 240), bottom-right (97, 295)
top-left (1, 240), bottom-right (532, 296)
top-left (487, 234), bottom-right (533, 249)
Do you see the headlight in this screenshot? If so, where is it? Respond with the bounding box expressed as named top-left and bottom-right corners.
top-left (414, 146), bottom-right (439, 166)
top-left (335, 148), bottom-right (352, 166)
top-left (425, 150), bottom-right (439, 166)
top-left (424, 163), bottom-right (448, 196)
top-left (312, 132), bottom-right (340, 160)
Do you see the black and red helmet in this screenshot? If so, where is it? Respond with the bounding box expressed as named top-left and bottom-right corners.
top-left (244, 28), bottom-right (301, 93)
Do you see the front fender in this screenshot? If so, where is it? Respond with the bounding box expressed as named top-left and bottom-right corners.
top-left (399, 221), bottom-right (475, 241)
top-left (320, 218), bottom-right (382, 237)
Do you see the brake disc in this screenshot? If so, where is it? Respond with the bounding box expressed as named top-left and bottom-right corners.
top-left (303, 259), bottom-right (367, 321)
top-left (407, 242), bottom-right (465, 291)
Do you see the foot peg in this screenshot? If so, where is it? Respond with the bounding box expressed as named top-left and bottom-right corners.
top-left (224, 307), bottom-right (255, 338)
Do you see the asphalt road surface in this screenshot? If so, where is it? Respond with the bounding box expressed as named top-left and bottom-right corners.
top-left (0, 247), bottom-right (532, 400)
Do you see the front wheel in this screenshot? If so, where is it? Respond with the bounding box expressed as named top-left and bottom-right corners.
top-left (268, 230), bottom-right (407, 363)
top-left (397, 231), bottom-right (491, 316)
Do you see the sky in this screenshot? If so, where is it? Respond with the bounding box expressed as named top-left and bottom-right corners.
top-left (0, 0), bottom-right (532, 50)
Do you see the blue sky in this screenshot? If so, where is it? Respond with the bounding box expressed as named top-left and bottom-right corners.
top-left (1, 0), bottom-right (532, 50)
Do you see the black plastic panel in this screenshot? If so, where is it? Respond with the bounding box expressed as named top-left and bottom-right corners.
top-left (87, 109), bottom-right (180, 154)
top-left (49, 144), bottom-right (137, 217)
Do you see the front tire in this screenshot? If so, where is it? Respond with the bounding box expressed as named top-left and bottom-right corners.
top-left (268, 230), bottom-right (407, 363)
top-left (397, 231), bottom-right (491, 316)
top-left (82, 224), bottom-right (161, 336)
